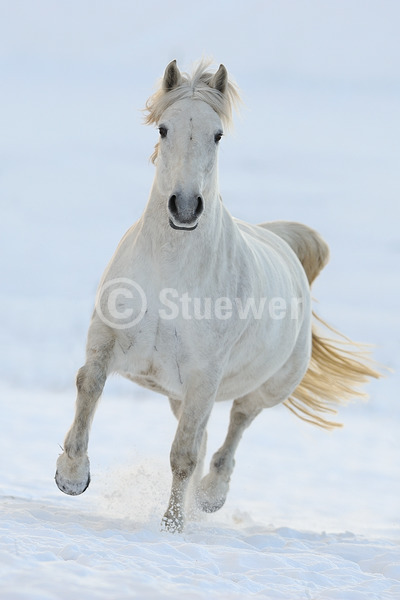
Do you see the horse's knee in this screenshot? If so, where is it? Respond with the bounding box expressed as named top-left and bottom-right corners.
top-left (170, 446), bottom-right (197, 481)
top-left (76, 363), bottom-right (106, 398)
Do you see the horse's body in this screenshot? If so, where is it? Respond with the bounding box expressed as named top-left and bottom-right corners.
top-left (96, 212), bottom-right (311, 403)
top-left (55, 61), bottom-right (379, 532)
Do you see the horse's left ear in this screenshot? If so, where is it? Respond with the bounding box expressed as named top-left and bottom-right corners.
top-left (209, 64), bottom-right (228, 94)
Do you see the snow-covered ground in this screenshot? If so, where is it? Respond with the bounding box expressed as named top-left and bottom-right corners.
top-left (1, 1), bottom-right (399, 598)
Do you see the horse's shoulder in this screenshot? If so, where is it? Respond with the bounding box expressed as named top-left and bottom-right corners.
top-left (102, 219), bottom-right (146, 270)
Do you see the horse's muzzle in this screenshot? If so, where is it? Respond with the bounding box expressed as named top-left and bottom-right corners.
top-left (168, 192), bottom-right (204, 230)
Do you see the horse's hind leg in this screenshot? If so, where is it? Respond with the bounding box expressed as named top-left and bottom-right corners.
top-left (55, 337), bottom-right (114, 495)
top-left (197, 327), bottom-right (311, 513)
top-left (196, 391), bottom-right (263, 513)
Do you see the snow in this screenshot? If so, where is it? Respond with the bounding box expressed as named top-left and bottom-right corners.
top-left (1, 388), bottom-right (399, 599)
top-left (1, 1), bottom-right (399, 598)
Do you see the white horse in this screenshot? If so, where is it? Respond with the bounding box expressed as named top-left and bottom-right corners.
top-left (55, 60), bottom-right (379, 533)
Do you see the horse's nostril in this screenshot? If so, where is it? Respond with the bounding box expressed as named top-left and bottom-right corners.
top-left (168, 193), bottom-right (203, 223)
top-left (195, 196), bottom-right (204, 217)
top-left (168, 195), bottom-right (178, 216)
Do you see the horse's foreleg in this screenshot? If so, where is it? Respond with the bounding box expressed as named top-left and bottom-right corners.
top-left (162, 388), bottom-right (215, 533)
top-left (196, 391), bottom-right (263, 513)
top-left (55, 340), bottom-right (114, 495)
top-left (168, 397), bottom-right (208, 512)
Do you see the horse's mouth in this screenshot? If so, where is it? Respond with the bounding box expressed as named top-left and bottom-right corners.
top-left (169, 219), bottom-right (198, 231)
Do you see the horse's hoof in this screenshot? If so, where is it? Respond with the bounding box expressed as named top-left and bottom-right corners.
top-left (161, 511), bottom-right (184, 534)
top-left (55, 471), bottom-right (91, 495)
top-left (196, 474), bottom-right (228, 513)
top-left (196, 492), bottom-right (226, 513)
top-left (55, 453), bottom-right (91, 496)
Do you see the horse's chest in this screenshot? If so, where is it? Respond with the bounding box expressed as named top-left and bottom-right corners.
top-left (112, 315), bottom-right (190, 397)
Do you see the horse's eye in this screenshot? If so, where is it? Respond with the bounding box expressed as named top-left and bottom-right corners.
top-left (214, 132), bottom-right (223, 143)
top-left (159, 126), bottom-right (168, 139)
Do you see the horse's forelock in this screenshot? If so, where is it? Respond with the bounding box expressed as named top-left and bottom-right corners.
top-left (144, 61), bottom-right (241, 135)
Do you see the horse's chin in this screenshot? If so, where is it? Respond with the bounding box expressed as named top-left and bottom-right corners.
top-left (169, 219), bottom-right (198, 231)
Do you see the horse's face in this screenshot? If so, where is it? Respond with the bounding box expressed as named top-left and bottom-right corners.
top-left (155, 99), bottom-right (223, 231)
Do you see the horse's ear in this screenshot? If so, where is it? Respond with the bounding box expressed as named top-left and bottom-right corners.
top-left (163, 60), bottom-right (182, 92)
top-left (209, 64), bottom-right (228, 94)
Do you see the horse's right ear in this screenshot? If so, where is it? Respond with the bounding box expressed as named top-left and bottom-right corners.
top-left (209, 64), bottom-right (228, 95)
top-left (163, 60), bottom-right (182, 92)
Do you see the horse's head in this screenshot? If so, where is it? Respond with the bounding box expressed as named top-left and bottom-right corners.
top-left (145, 60), bottom-right (239, 231)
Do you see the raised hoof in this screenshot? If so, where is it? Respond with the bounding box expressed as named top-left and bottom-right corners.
top-left (196, 492), bottom-right (226, 513)
top-left (196, 473), bottom-right (229, 513)
top-left (55, 470), bottom-right (91, 496)
top-left (55, 453), bottom-right (91, 496)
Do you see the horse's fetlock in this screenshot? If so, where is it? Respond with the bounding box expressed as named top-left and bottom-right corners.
top-left (213, 455), bottom-right (225, 471)
top-left (213, 454), bottom-right (234, 474)
top-left (64, 437), bottom-right (85, 459)
top-left (171, 449), bottom-right (197, 481)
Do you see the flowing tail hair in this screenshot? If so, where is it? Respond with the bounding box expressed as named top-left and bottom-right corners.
top-left (283, 312), bottom-right (382, 429)
top-left (259, 220), bottom-right (383, 430)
